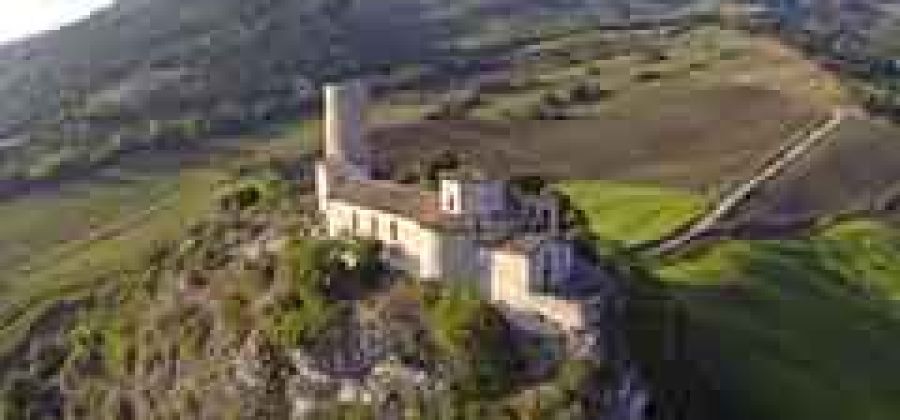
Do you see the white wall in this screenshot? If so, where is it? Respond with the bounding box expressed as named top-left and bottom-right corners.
top-left (439, 179), bottom-right (507, 218)
top-left (326, 200), bottom-right (444, 279)
top-left (489, 246), bottom-right (584, 332)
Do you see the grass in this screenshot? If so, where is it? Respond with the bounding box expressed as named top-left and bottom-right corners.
top-left (465, 26), bottom-right (844, 121)
top-left (650, 220), bottom-right (900, 420)
top-left (557, 180), bottom-right (705, 244)
top-left (0, 175), bottom-right (183, 273)
top-left (0, 114), bottom-right (327, 359)
top-left (0, 167), bottom-right (228, 358)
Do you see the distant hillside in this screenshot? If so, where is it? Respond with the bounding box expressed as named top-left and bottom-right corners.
top-left (0, 0), bottom-right (702, 181)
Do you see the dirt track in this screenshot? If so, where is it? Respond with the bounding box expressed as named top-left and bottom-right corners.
top-left (646, 108), bottom-right (846, 255)
top-left (724, 116), bottom-right (900, 233)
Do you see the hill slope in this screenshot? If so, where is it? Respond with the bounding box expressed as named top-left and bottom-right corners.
top-left (0, 0), bottom-right (702, 180)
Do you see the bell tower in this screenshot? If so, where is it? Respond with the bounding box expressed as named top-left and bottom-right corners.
top-left (324, 80), bottom-right (369, 169)
top-left (317, 80), bottom-right (371, 212)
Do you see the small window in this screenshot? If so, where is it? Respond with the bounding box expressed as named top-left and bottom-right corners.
top-left (542, 251), bottom-right (554, 292)
top-left (351, 212), bottom-right (359, 234)
top-left (447, 194), bottom-right (456, 212)
top-left (390, 220), bottom-right (399, 241)
top-left (371, 217), bottom-right (379, 237)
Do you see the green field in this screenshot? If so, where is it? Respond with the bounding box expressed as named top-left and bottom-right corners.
top-left (463, 26), bottom-right (844, 121)
top-left (0, 167), bottom-right (228, 357)
top-left (0, 175), bottom-right (189, 273)
top-left (651, 220), bottom-right (900, 420)
top-left (0, 122), bottom-right (316, 358)
top-left (558, 180), bottom-right (705, 244)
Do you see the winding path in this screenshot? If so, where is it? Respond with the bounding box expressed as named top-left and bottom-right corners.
top-left (647, 108), bottom-right (847, 255)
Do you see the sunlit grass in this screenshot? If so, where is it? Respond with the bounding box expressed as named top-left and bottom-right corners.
top-left (558, 180), bottom-right (704, 244)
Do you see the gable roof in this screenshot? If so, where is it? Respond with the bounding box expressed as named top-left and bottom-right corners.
top-left (329, 178), bottom-right (465, 231)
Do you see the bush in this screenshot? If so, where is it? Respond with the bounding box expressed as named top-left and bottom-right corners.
top-left (423, 284), bottom-right (520, 400)
top-left (634, 70), bottom-right (663, 82)
top-left (569, 82), bottom-right (614, 102)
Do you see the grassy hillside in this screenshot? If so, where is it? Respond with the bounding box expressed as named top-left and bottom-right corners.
top-left (630, 220), bottom-right (900, 420)
top-left (0, 0), bottom-right (699, 182)
top-left (558, 181), bottom-right (704, 244)
top-left (0, 117), bottom-right (320, 361)
top-left (1, 189), bottom-right (610, 418)
top-left (0, 167), bottom-right (227, 359)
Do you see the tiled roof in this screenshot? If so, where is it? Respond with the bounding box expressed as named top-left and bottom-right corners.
top-left (328, 178), bottom-right (560, 253)
top-left (329, 178), bottom-right (465, 231)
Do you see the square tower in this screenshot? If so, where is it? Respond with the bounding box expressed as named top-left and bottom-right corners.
top-left (324, 80), bottom-right (369, 168)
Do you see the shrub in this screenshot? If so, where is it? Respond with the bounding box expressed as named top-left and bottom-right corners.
top-left (634, 70), bottom-right (663, 82)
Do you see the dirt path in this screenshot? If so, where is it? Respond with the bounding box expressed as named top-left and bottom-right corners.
top-left (646, 108), bottom-right (847, 255)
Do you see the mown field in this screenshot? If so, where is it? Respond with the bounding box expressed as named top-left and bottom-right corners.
top-left (372, 87), bottom-right (819, 192)
top-left (646, 221), bottom-right (900, 420)
top-left (558, 180), bottom-right (704, 245)
top-left (724, 117), bottom-right (900, 234)
top-left (370, 27), bottom-right (829, 195)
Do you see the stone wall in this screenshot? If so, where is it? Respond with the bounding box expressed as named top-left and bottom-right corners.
top-left (326, 199), bottom-right (443, 279)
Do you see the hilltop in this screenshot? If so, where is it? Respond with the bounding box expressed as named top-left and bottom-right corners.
top-left (0, 2), bottom-right (898, 420)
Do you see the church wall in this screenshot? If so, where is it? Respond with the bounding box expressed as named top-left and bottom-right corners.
top-left (489, 250), bottom-right (532, 303)
top-left (325, 199), bottom-right (443, 280)
top-left (439, 179), bottom-right (507, 219)
top-left (436, 234), bottom-right (488, 285)
top-left (529, 240), bottom-right (575, 289)
top-left (488, 246), bottom-right (585, 332)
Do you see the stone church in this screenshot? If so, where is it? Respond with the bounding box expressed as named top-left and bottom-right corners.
top-left (315, 80), bottom-right (583, 329)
